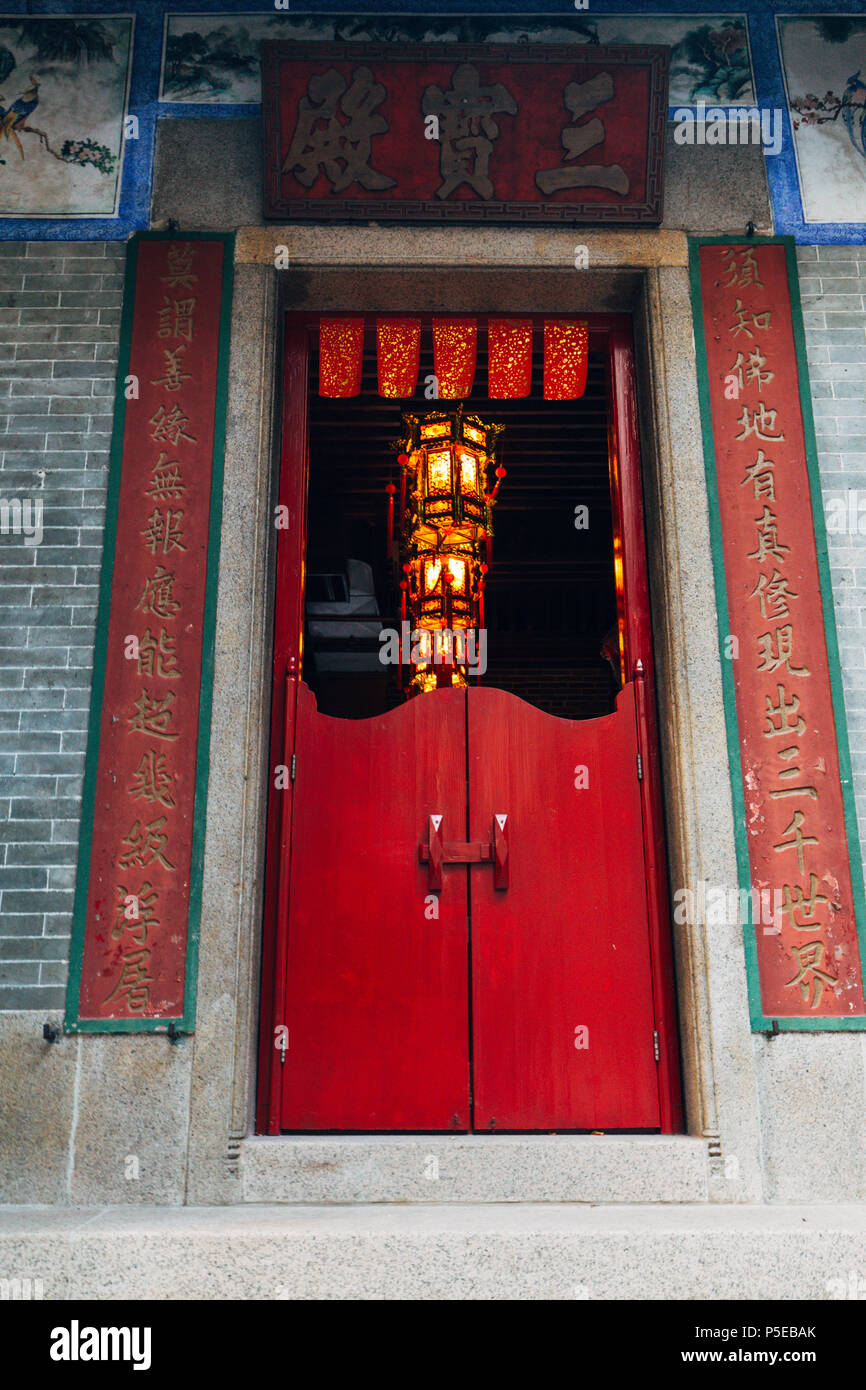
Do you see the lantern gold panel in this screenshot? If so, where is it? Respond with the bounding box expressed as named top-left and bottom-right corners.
top-left (392, 406), bottom-right (505, 695)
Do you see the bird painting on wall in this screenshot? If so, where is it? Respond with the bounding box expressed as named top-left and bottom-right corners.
top-left (789, 61), bottom-right (866, 178)
top-left (0, 46), bottom-right (117, 175)
top-left (0, 74), bottom-right (49, 161)
top-left (0, 17), bottom-right (127, 213)
top-left (842, 70), bottom-right (866, 159)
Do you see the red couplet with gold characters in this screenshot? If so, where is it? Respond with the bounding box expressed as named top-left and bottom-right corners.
top-left (695, 239), bottom-right (866, 1024)
top-left (66, 234), bottom-right (232, 1031)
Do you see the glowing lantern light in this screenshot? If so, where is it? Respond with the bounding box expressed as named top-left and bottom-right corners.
top-left (388, 406), bottom-right (505, 695)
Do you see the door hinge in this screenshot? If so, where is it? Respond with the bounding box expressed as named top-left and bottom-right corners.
top-left (290, 753), bottom-right (297, 782)
top-left (636, 753), bottom-right (643, 781)
top-left (653, 1029), bottom-right (660, 1063)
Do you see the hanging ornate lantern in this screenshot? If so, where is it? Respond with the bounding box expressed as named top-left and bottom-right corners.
top-left (411, 545), bottom-right (474, 629)
top-left (389, 406), bottom-right (505, 695)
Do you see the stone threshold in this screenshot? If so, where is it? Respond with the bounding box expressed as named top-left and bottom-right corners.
top-left (239, 1134), bottom-right (709, 1204)
top-left (3, 1203), bottom-right (865, 1299)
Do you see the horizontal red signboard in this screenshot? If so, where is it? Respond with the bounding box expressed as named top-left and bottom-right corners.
top-left (67, 234), bottom-right (232, 1031)
top-left (262, 43), bottom-right (668, 224)
top-left (696, 240), bottom-right (866, 1024)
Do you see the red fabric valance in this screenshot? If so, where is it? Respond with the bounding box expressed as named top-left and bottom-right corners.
top-left (317, 317), bottom-right (588, 401)
top-left (319, 318), bottom-right (364, 398)
top-left (488, 318), bottom-right (533, 399)
top-left (377, 317), bottom-right (421, 398)
top-left (543, 321), bottom-right (589, 400)
top-left (432, 317), bottom-right (477, 399)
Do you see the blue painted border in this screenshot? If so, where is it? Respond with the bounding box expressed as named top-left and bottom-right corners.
top-left (0, 6), bottom-right (159, 240)
top-left (2, 2), bottom-right (866, 240)
top-left (754, 9), bottom-right (866, 245)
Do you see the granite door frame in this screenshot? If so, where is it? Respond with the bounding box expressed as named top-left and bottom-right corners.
top-left (184, 228), bottom-right (764, 1204)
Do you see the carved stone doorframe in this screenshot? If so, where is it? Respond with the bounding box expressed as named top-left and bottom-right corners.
top-left (185, 229), bottom-right (764, 1205)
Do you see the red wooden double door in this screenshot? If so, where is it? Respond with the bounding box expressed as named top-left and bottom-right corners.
top-left (283, 678), bottom-right (659, 1131)
top-left (257, 315), bottom-right (682, 1135)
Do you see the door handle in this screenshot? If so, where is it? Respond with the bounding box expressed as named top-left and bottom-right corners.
top-left (419, 815), bottom-right (509, 892)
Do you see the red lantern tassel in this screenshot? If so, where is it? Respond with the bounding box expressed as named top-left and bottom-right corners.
top-left (398, 452), bottom-right (409, 525)
top-left (477, 582), bottom-right (485, 686)
top-left (399, 571), bottom-right (409, 693)
top-left (386, 483), bottom-right (395, 559)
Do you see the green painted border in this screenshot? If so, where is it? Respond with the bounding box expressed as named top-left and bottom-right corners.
top-left (688, 233), bottom-right (866, 1032)
top-left (64, 231), bottom-right (235, 1035)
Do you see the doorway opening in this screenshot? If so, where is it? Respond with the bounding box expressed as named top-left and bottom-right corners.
top-left (256, 311), bottom-right (682, 1137)
top-left (305, 330), bottom-right (620, 721)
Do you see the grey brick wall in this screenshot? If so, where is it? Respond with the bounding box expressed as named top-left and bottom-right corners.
top-left (0, 242), bottom-right (124, 1010)
top-left (1, 240), bottom-right (863, 1012)
top-left (797, 245), bottom-right (866, 870)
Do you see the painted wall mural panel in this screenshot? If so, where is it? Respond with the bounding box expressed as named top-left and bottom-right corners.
top-left (0, 14), bottom-right (132, 218)
top-left (160, 12), bottom-right (754, 109)
top-left (778, 16), bottom-right (866, 226)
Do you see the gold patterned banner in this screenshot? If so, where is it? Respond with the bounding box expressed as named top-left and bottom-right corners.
top-left (319, 317), bottom-right (365, 397)
top-left (377, 317), bottom-right (421, 398)
top-left (543, 320), bottom-right (589, 400)
top-left (488, 319), bottom-right (533, 399)
top-left (432, 317), bottom-right (477, 398)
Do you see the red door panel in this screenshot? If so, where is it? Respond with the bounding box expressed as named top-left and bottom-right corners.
top-left (467, 682), bottom-right (660, 1131)
top-left (280, 683), bottom-right (470, 1130)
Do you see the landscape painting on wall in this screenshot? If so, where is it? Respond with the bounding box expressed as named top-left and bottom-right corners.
top-left (0, 14), bottom-right (132, 218)
top-left (778, 15), bottom-right (866, 224)
top-left (161, 12), bottom-right (753, 109)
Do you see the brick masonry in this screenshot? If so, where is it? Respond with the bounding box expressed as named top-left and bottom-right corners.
top-left (0, 242), bottom-right (124, 1010)
top-left (796, 246), bottom-right (866, 873)
top-left (0, 243), bottom-right (864, 1010)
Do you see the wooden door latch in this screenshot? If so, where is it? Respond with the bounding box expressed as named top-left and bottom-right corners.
top-left (419, 814), bottom-right (509, 892)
